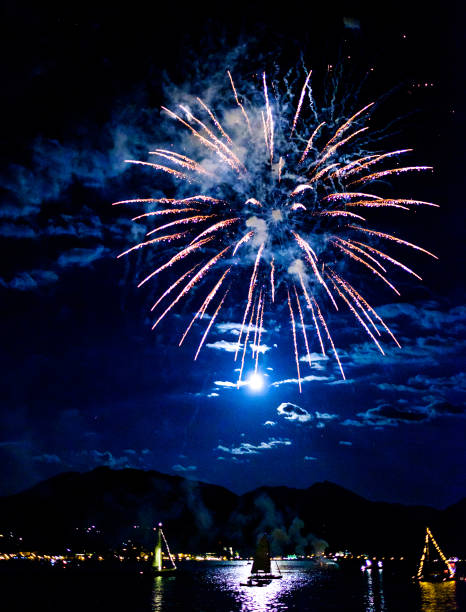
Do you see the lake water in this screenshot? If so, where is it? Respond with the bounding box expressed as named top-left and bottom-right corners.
top-left (1, 560), bottom-right (464, 611)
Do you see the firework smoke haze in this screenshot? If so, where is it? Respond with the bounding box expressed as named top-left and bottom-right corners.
top-left (116, 61), bottom-right (437, 390)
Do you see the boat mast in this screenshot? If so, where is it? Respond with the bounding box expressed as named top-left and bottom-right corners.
top-left (153, 522), bottom-right (163, 571)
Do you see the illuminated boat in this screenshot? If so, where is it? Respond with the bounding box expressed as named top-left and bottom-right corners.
top-left (416, 527), bottom-right (455, 582)
top-left (241, 535), bottom-right (282, 586)
top-left (152, 523), bottom-right (177, 576)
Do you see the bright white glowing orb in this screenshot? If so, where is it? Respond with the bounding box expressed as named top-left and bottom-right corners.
top-left (248, 372), bottom-right (265, 392)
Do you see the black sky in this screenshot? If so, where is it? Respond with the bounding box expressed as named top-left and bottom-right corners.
top-left (1, 1), bottom-right (465, 507)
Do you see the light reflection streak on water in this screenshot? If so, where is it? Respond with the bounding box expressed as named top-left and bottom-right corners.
top-left (419, 581), bottom-right (457, 612)
top-left (378, 569), bottom-right (386, 611)
top-left (152, 576), bottom-right (166, 612)
top-left (364, 567), bottom-right (386, 612)
top-left (212, 561), bottom-right (303, 611)
top-left (365, 567), bottom-right (375, 611)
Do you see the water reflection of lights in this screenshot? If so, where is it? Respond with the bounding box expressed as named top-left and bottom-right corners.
top-left (419, 580), bottom-right (457, 612)
top-left (152, 576), bottom-right (164, 612)
top-left (236, 561), bottom-right (304, 611)
top-left (363, 564), bottom-right (386, 612)
top-left (152, 575), bottom-right (176, 612)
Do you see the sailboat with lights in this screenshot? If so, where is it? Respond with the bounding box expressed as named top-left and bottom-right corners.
top-left (241, 535), bottom-right (282, 587)
top-left (152, 523), bottom-right (177, 575)
top-left (416, 527), bottom-right (455, 582)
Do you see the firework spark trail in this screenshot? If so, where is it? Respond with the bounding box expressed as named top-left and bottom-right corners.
top-left (124, 159), bottom-right (190, 182)
top-left (117, 68), bottom-right (437, 385)
top-left (349, 240), bottom-right (422, 280)
top-left (340, 148), bottom-right (413, 177)
top-left (349, 225), bottom-right (438, 258)
top-left (194, 289), bottom-right (230, 361)
top-left (298, 121), bottom-right (326, 164)
top-left (196, 97), bottom-right (233, 144)
top-left (344, 199), bottom-right (409, 210)
top-left (350, 166), bottom-right (433, 185)
top-left (328, 269), bottom-right (381, 337)
top-left (113, 195), bottom-right (225, 207)
top-left (312, 296), bottom-right (345, 379)
top-left (152, 245), bottom-right (231, 330)
top-left (233, 231), bottom-right (255, 255)
top-left (179, 267), bottom-right (232, 346)
top-left (329, 155), bottom-right (379, 179)
top-left (132, 208), bottom-right (200, 221)
top-left (262, 73), bottom-right (274, 164)
top-left (293, 284), bottom-right (312, 369)
top-left (309, 162), bottom-right (341, 184)
top-left (298, 272), bottom-right (326, 356)
top-left (328, 273), bottom-right (385, 355)
top-left (287, 288), bottom-right (302, 393)
top-left (189, 218), bottom-right (240, 244)
top-left (319, 211), bottom-right (366, 220)
top-left (255, 296), bottom-right (266, 374)
top-left (117, 232), bottom-right (190, 258)
top-left (332, 236), bottom-right (388, 271)
top-left (137, 237), bottom-right (215, 288)
top-left (315, 127), bottom-right (369, 171)
top-left (178, 106), bottom-right (246, 172)
top-left (346, 198), bottom-right (438, 209)
top-left (151, 264), bottom-right (199, 312)
top-left (237, 297), bottom-right (257, 387)
top-left (322, 102), bottom-right (375, 152)
top-left (227, 70), bottom-right (251, 131)
top-left (149, 150), bottom-right (214, 177)
top-left (146, 215), bottom-right (217, 236)
top-left (291, 71), bottom-right (312, 136)
top-left (332, 239), bottom-right (400, 295)
top-left (252, 288), bottom-right (263, 356)
top-left (292, 232), bottom-right (339, 310)
top-left (329, 269), bottom-right (401, 348)
top-left (234, 243), bottom-right (264, 360)
top-left (162, 106), bottom-right (241, 173)
top-left (324, 192), bottom-right (383, 202)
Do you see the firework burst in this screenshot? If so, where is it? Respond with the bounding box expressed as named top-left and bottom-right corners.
top-left (115, 69), bottom-right (437, 390)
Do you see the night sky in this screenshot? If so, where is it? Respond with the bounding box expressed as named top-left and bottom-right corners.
top-left (1, 1), bottom-right (464, 508)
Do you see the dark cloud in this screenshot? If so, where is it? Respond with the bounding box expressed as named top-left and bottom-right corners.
top-left (428, 401), bottom-right (465, 415)
top-left (0, 269), bottom-right (59, 291)
top-left (351, 404), bottom-right (431, 427)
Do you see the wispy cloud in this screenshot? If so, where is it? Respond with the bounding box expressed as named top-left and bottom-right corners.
top-left (216, 437), bottom-right (292, 456)
top-left (315, 411), bottom-right (338, 420)
top-left (271, 374), bottom-right (331, 387)
top-left (277, 402), bottom-right (312, 423)
top-left (172, 464), bottom-right (197, 472)
top-left (57, 246), bottom-right (108, 268)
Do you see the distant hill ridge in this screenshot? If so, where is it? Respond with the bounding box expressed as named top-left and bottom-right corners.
top-left (0, 466), bottom-right (464, 556)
